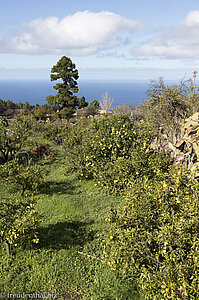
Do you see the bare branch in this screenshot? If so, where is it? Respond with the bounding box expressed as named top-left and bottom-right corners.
top-left (100, 91), bottom-right (114, 111)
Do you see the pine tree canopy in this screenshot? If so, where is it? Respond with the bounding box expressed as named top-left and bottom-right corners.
top-left (46, 56), bottom-right (88, 119)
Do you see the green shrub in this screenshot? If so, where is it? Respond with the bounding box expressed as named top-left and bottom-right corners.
top-left (96, 151), bottom-right (170, 195)
top-left (0, 116), bottom-right (30, 163)
top-left (113, 104), bottom-right (134, 116)
top-left (42, 120), bottom-right (68, 145)
top-left (62, 117), bottom-right (91, 174)
top-left (0, 158), bottom-right (45, 255)
top-left (0, 195), bottom-right (41, 255)
top-left (63, 115), bottom-right (153, 183)
top-left (96, 157), bottom-right (136, 195)
top-left (0, 158), bottom-right (46, 196)
top-left (103, 166), bottom-right (199, 299)
top-left (143, 77), bottom-right (199, 146)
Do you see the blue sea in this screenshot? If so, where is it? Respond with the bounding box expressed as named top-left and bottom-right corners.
top-left (0, 80), bottom-right (150, 107)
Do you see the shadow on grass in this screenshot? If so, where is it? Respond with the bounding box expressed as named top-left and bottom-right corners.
top-left (38, 220), bottom-right (95, 250)
top-left (38, 179), bottom-right (81, 196)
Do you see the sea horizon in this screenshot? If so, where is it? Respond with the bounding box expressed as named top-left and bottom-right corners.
top-left (0, 79), bottom-right (154, 107)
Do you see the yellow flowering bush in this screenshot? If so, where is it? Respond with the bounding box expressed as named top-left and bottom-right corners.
top-left (103, 166), bottom-right (199, 299)
top-left (63, 114), bottom-right (156, 191)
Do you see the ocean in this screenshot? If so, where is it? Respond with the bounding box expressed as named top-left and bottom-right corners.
top-left (0, 80), bottom-right (150, 107)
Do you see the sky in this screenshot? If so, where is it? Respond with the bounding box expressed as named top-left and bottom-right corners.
top-left (1, 0), bottom-right (199, 81)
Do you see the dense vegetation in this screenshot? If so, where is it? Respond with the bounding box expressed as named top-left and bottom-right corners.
top-left (1, 62), bottom-right (199, 298)
top-left (46, 56), bottom-right (88, 120)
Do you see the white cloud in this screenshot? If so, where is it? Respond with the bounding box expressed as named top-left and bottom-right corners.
top-left (185, 10), bottom-right (199, 25)
top-left (1, 11), bottom-right (144, 55)
top-left (97, 51), bottom-right (127, 58)
top-left (132, 10), bottom-right (199, 59)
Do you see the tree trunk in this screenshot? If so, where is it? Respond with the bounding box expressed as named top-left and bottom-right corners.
top-left (21, 189), bottom-right (24, 197)
top-left (4, 239), bottom-right (11, 255)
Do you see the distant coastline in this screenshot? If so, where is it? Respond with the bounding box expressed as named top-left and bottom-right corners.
top-left (0, 79), bottom-right (149, 107)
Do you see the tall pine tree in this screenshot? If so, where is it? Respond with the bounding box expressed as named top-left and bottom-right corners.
top-left (46, 56), bottom-right (88, 119)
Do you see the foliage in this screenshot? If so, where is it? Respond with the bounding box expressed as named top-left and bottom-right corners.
top-left (42, 120), bottom-right (67, 145)
top-left (96, 157), bottom-right (137, 194)
top-left (63, 114), bottom-right (154, 194)
top-left (46, 56), bottom-right (88, 119)
top-left (185, 71), bottom-right (199, 116)
top-left (30, 119), bottom-right (46, 137)
top-left (143, 77), bottom-right (199, 145)
top-left (0, 195), bottom-right (40, 255)
top-left (103, 166), bottom-right (199, 299)
top-left (63, 117), bottom-right (91, 174)
top-left (0, 156), bottom-right (46, 255)
top-left (0, 159), bottom-right (46, 196)
top-left (0, 116), bottom-right (30, 163)
top-left (144, 79), bottom-right (187, 141)
top-left (33, 106), bottom-right (47, 119)
top-left (113, 104), bottom-right (134, 116)
top-left (85, 100), bottom-right (100, 117)
top-left (96, 152), bottom-right (171, 195)
top-left (3, 74), bottom-right (199, 297)
top-left (0, 98), bottom-right (34, 111)
top-left (0, 156), bottom-right (140, 299)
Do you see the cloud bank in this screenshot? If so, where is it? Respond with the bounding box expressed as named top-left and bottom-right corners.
top-left (0, 11), bottom-right (143, 55)
top-left (132, 10), bottom-right (199, 59)
top-left (2, 10), bottom-right (199, 61)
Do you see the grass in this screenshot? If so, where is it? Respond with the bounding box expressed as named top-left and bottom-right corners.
top-left (0, 153), bottom-right (141, 299)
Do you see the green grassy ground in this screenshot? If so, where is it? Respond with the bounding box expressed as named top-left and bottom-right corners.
top-left (0, 154), bottom-right (141, 299)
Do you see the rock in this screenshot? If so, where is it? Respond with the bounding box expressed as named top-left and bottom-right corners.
top-left (176, 140), bottom-right (185, 150)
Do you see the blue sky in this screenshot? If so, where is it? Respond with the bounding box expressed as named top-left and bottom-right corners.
top-left (1, 0), bottom-right (199, 81)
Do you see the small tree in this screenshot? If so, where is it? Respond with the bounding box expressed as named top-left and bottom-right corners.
top-left (33, 106), bottom-right (46, 120)
top-left (100, 91), bottom-right (114, 111)
top-left (0, 159), bottom-right (46, 196)
top-left (46, 56), bottom-right (88, 119)
top-left (103, 167), bottom-right (199, 299)
top-left (144, 77), bottom-right (199, 145)
top-left (0, 117), bottom-right (30, 163)
top-left (0, 159), bottom-right (45, 255)
top-left (0, 196), bottom-right (40, 255)
top-left (113, 104), bottom-right (134, 116)
top-left (85, 100), bottom-right (100, 117)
